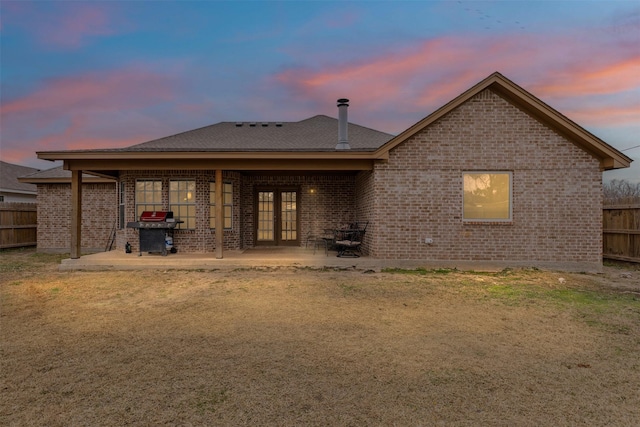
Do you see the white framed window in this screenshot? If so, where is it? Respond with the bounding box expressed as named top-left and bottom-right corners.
top-left (135, 180), bottom-right (162, 219)
top-left (210, 181), bottom-right (233, 229)
top-left (463, 172), bottom-right (512, 221)
top-left (169, 180), bottom-right (196, 229)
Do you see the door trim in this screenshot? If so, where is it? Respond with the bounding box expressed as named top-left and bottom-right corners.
top-left (254, 187), bottom-right (300, 246)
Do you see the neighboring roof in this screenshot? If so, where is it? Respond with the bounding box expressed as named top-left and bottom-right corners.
top-left (1, 161), bottom-right (38, 194)
top-left (374, 72), bottom-right (632, 170)
top-left (123, 115), bottom-right (393, 152)
top-left (18, 166), bottom-right (114, 184)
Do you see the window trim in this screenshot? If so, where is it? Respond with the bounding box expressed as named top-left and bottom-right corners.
top-left (209, 181), bottom-right (233, 230)
top-left (134, 179), bottom-right (163, 220)
top-left (169, 180), bottom-right (196, 230)
top-left (462, 171), bottom-right (513, 223)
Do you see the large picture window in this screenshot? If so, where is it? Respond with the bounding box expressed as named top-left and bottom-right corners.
top-left (463, 172), bottom-right (512, 221)
top-left (170, 180), bottom-right (196, 229)
top-left (210, 182), bottom-right (233, 229)
top-left (135, 180), bottom-right (162, 219)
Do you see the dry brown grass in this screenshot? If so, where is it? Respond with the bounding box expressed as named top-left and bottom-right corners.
top-left (1, 249), bottom-right (639, 426)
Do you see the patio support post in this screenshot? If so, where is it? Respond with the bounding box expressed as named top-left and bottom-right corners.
top-left (215, 169), bottom-right (223, 259)
top-left (70, 169), bottom-right (82, 259)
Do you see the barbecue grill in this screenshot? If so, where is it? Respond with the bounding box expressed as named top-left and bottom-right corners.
top-left (126, 211), bottom-right (179, 256)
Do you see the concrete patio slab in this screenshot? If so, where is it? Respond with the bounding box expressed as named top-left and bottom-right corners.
top-left (59, 247), bottom-right (383, 271)
top-left (56, 246), bottom-right (593, 272)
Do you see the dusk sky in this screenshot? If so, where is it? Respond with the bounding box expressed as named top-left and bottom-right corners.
top-left (1, 0), bottom-right (638, 182)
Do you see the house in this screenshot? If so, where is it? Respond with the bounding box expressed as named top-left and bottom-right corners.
top-left (1, 161), bottom-right (38, 203)
top-left (29, 72), bottom-right (632, 270)
top-left (18, 166), bottom-right (116, 253)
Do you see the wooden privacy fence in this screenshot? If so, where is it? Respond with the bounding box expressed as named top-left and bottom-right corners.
top-left (0, 203), bottom-right (37, 249)
top-left (603, 204), bottom-right (640, 263)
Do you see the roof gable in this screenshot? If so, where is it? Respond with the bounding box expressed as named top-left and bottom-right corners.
top-left (374, 72), bottom-right (632, 170)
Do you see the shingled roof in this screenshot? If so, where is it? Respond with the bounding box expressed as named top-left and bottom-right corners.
top-left (1, 161), bottom-right (38, 193)
top-left (120, 115), bottom-right (393, 152)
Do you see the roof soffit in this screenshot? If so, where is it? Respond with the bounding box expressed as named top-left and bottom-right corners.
top-left (60, 157), bottom-right (377, 173)
top-left (17, 166), bottom-right (116, 183)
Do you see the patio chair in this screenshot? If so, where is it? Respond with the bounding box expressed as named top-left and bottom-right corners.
top-left (320, 228), bottom-right (338, 256)
top-left (306, 230), bottom-right (330, 255)
top-left (334, 221), bottom-right (368, 258)
top-left (353, 221), bottom-right (368, 236)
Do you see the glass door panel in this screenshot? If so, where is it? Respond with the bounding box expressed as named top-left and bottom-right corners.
top-left (255, 189), bottom-right (298, 245)
top-left (257, 191), bottom-right (274, 242)
top-left (281, 191), bottom-right (297, 242)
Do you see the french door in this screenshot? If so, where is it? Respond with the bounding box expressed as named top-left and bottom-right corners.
top-left (256, 189), bottom-right (299, 246)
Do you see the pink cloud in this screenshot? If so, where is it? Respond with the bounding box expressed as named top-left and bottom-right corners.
top-left (1, 65), bottom-right (180, 158)
top-left (272, 30), bottom-right (639, 133)
top-left (0, 148), bottom-right (39, 167)
top-left (566, 103), bottom-right (640, 127)
top-left (5, 2), bottom-right (121, 49)
top-left (1, 68), bottom-right (172, 119)
top-left (275, 39), bottom-right (469, 111)
top-left (27, 115), bottom-right (147, 152)
top-left (273, 36), bottom-right (529, 131)
top-left (39, 3), bottom-right (117, 48)
top-left (531, 56), bottom-right (640, 99)
top-left (2, 66), bottom-right (175, 118)
top-left (48, 5), bottom-right (116, 48)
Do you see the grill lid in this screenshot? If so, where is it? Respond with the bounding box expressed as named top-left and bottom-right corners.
top-left (140, 211), bottom-right (173, 222)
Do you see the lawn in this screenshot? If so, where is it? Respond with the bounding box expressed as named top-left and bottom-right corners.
top-left (1, 249), bottom-right (639, 426)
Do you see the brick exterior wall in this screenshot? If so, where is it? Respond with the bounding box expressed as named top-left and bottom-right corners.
top-left (241, 174), bottom-right (356, 248)
top-left (116, 171), bottom-right (356, 253)
top-left (369, 89), bottom-right (603, 267)
top-left (36, 183), bottom-right (117, 252)
top-left (36, 88), bottom-right (604, 269)
top-left (355, 170), bottom-right (375, 254)
top-left (117, 170), bottom-right (242, 253)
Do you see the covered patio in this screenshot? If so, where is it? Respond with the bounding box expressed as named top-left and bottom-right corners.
top-left (36, 113), bottom-right (392, 260)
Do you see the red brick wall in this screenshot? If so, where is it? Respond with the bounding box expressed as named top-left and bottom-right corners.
top-left (370, 89), bottom-right (603, 268)
top-left (36, 183), bottom-right (117, 252)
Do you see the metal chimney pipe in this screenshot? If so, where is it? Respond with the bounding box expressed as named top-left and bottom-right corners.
top-left (336, 98), bottom-right (350, 150)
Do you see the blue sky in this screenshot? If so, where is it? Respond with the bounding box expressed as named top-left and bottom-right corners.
top-left (1, 0), bottom-right (638, 182)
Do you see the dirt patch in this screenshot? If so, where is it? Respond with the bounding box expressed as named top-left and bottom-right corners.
top-left (1, 250), bottom-right (639, 426)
